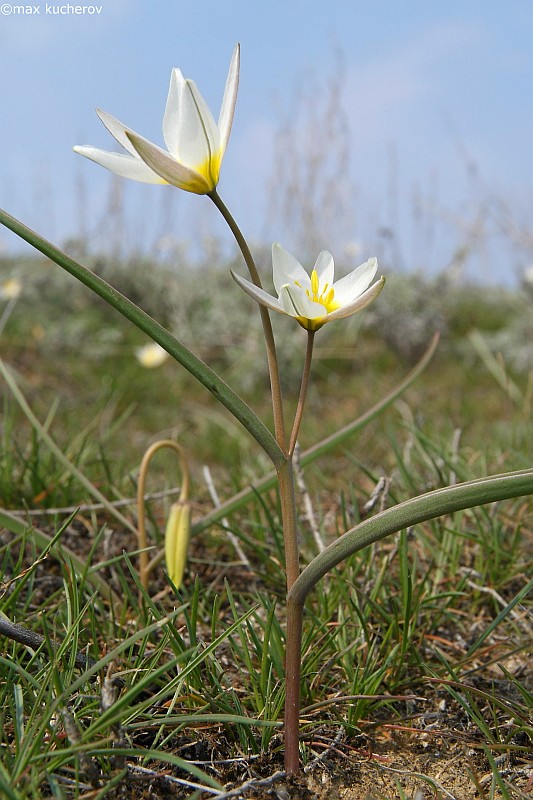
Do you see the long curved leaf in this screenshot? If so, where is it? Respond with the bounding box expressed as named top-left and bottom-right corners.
top-left (289, 468), bottom-right (533, 605)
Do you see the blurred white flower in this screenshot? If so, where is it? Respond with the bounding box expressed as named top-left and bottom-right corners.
top-left (74, 45), bottom-right (240, 194)
top-left (135, 342), bottom-right (169, 368)
top-left (232, 243), bottom-right (385, 332)
top-left (523, 265), bottom-right (533, 286)
top-left (343, 240), bottom-right (363, 260)
top-left (0, 278), bottom-right (22, 300)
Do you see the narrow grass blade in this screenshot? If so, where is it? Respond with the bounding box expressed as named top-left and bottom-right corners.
top-left (0, 507), bottom-right (118, 604)
top-left (0, 357), bottom-right (137, 537)
top-left (465, 575), bottom-right (533, 658)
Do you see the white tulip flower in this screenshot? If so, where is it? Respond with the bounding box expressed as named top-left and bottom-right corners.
top-left (232, 243), bottom-right (385, 332)
top-left (74, 45), bottom-right (240, 194)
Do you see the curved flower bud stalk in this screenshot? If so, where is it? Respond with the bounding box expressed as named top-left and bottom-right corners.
top-left (136, 439), bottom-right (192, 592)
top-left (73, 45), bottom-right (240, 194)
top-left (232, 242), bottom-right (385, 331)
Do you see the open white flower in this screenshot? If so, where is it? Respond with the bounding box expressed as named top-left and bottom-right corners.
top-left (74, 45), bottom-right (240, 194)
top-left (232, 243), bottom-right (385, 332)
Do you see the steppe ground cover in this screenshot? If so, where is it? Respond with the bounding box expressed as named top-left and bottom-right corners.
top-left (0, 253), bottom-right (531, 799)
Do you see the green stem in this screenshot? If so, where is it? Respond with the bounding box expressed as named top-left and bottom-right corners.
top-left (208, 190), bottom-right (287, 453)
top-left (0, 208), bottom-right (284, 469)
top-left (289, 331), bottom-right (315, 456)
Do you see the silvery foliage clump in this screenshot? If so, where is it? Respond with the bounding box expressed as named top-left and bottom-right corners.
top-left (371, 273), bottom-right (448, 362)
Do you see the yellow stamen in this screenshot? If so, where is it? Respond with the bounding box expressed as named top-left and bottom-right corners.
top-left (310, 269), bottom-right (320, 299)
top-left (303, 270), bottom-right (340, 312)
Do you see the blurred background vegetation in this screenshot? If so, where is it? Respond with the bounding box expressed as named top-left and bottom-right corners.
top-left (1, 240), bottom-right (531, 513)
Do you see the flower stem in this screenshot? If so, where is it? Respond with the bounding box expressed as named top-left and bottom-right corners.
top-left (208, 189), bottom-right (307, 763)
top-left (208, 190), bottom-right (287, 453)
top-left (206, 193), bottom-right (304, 769)
top-left (289, 331), bottom-right (315, 456)
top-left (283, 466), bottom-right (533, 775)
top-left (277, 458), bottom-right (300, 591)
top-left (281, 329), bottom-right (314, 773)
top-left (284, 596), bottom-right (304, 774)
top-left (276, 458), bottom-right (301, 771)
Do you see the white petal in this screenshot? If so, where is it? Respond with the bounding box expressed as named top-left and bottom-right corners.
top-left (272, 243), bottom-right (310, 294)
top-left (73, 145), bottom-right (165, 184)
top-left (218, 44), bottom-right (240, 157)
top-left (162, 68), bottom-right (184, 156)
top-left (314, 250), bottom-right (334, 287)
top-left (231, 271), bottom-right (285, 314)
top-left (164, 74), bottom-right (219, 169)
top-left (332, 257), bottom-right (378, 305)
top-left (96, 109), bottom-right (140, 157)
top-left (181, 80), bottom-right (220, 164)
top-left (126, 132), bottom-right (211, 193)
top-left (280, 284), bottom-right (327, 320)
top-left (326, 276), bottom-right (385, 321)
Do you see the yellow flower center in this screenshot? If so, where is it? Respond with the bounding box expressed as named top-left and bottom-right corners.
top-left (305, 269), bottom-right (340, 313)
top-left (287, 269), bottom-right (342, 331)
top-left (195, 151), bottom-right (222, 191)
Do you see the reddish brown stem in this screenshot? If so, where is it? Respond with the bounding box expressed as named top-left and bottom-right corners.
top-left (284, 597), bottom-right (304, 774)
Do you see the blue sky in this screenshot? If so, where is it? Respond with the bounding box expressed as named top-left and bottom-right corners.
top-left (1, 0), bottom-right (533, 283)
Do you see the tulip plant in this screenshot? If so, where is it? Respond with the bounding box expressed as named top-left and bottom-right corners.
top-left (0, 44), bottom-right (532, 776)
